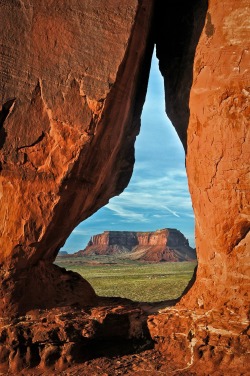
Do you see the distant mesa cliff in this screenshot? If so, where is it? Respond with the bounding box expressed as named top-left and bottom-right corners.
top-left (58, 251), bottom-right (69, 257)
top-left (76, 229), bottom-right (196, 262)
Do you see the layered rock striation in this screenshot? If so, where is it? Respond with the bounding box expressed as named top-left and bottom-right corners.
top-left (77, 229), bottom-right (196, 262)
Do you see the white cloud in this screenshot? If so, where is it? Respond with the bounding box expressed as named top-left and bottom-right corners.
top-left (162, 206), bottom-right (180, 218)
top-left (72, 228), bottom-right (88, 235)
top-left (108, 169), bottom-right (193, 217)
top-left (106, 202), bottom-right (149, 223)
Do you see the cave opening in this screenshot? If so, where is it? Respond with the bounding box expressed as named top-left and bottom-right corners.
top-left (56, 49), bottom-right (196, 304)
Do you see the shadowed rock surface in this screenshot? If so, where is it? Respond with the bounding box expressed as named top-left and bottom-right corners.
top-left (0, 299), bottom-right (154, 375)
top-left (0, 0), bottom-right (249, 374)
top-left (77, 229), bottom-right (196, 262)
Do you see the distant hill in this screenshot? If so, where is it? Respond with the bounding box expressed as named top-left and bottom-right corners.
top-left (58, 251), bottom-right (69, 257)
top-left (75, 229), bottom-right (196, 262)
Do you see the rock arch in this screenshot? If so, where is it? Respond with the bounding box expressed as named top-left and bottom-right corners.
top-left (0, 0), bottom-right (249, 373)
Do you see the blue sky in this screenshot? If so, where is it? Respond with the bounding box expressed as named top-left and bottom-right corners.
top-left (61, 51), bottom-right (195, 253)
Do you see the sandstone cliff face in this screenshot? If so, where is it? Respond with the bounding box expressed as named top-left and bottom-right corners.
top-left (149, 0), bottom-right (250, 372)
top-left (78, 229), bottom-right (196, 262)
top-left (184, 0), bottom-right (250, 314)
top-left (155, 0), bottom-right (250, 313)
top-left (0, 0), bottom-right (249, 374)
top-left (0, 0), bottom-right (154, 315)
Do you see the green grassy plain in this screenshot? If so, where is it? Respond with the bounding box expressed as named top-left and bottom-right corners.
top-left (55, 257), bottom-right (196, 302)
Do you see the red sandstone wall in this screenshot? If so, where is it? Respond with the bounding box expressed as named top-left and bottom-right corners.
top-left (0, 0), bottom-right (155, 315)
top-left (182, 0), bottom-right (250, 312)
top-left (0, 0), bottom-right (154, 269)
top-left (148, 2), bottom-right (250, 372)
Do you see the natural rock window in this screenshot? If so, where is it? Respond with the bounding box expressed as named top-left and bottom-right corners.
top-left (58, 50), bottom-right (197, 303)
top-left (0, 0), bottom-right (249, 374)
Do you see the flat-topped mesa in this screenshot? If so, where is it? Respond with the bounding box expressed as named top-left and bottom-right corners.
top-left (88, 229), bottom-right (190, 248)
top-left (88, 231), bottom-right (138, 248)
top-left (78, 229), bottom-right (196, 262)
top-left (137, 228), bottom-right (191, 247)
top-left (137, 229), bottom-right (168, 246)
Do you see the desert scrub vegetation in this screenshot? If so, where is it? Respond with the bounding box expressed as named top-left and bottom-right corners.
top-left (55, 257), bottom-right (196, 302)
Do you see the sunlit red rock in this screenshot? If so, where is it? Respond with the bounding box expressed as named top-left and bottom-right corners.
top-left (0, 0), bottom-right (154, 315)
top-left (150, 0), bottom-right (250, 373)
top-left (155, 0), bottom-right (250, 313)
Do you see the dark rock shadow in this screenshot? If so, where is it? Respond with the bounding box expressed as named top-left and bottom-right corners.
top-left (0, 98), bottom-right (15, 149)
top-left (153, 0), bottom-right (208, 152)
